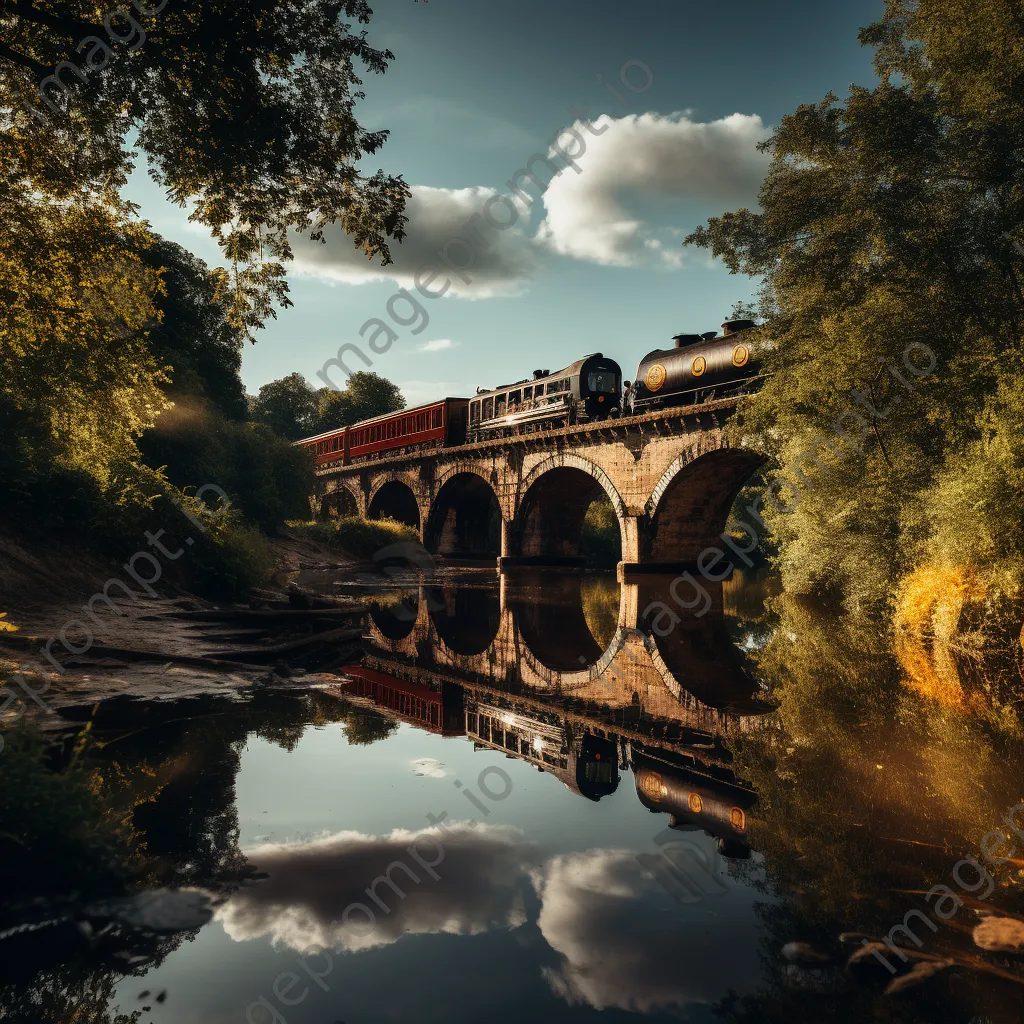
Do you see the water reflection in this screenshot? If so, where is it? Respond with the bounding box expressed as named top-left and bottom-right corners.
top-left (218, 824), bottom-right (533, 954)
top-left (4, 570), bottom-right (1024, 1024)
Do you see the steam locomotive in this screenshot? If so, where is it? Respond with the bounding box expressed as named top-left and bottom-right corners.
top-left (466, 353), bottom-right (622, 441)
top-left (297, 317), bottom-right (760, 466)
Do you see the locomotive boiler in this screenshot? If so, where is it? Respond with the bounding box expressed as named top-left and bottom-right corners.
top-left (626, 318), bottom-right (761, 414)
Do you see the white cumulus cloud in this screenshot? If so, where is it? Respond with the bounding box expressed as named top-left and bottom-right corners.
top-left (291, 186), bottom-right (542, 298)
top-left (535, 112), bottom-right (771, 268)
top-left (418, 338), bottom-right (457, 353)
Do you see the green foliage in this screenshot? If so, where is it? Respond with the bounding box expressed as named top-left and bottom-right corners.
top-left (1, 0), bottom-right (409, 335)
top-left (314, 371), bottom-right (406, 433)
top-left (249, 372), bottom-right (320, 441)
top-left (139, 399), bottom-right (314, 532)
top-left (289, 515), bottom-right (419, 558)
top-left (0, 192), bottom-right (169, 488)
top-left (685, 1), bottom-right (1024, 608)
top-left (341, 706), bottom-right (398, 745)
top-left (0, 725), bottom-right (144, 897)
top-left (140, 236), bottom-right (248, 420)
top-left (250, 370), bottom-right (407, 440)
top-left (580, 497), bottom-right (621, 567)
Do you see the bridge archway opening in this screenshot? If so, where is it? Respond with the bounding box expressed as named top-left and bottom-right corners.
top-left (368, 481), bottom-right (420, 530)
top-left (518, 467), bottom-right (623, 564)
top-left (370, 593), bottom-right (419, 641)
top-left (321, 487), bottom-right (358, 520)
top-left (427, 583), bottom-right (500, 655)
top-left (425, 473), bottom-right (501, 559)
top-left (649, 450), bottom-right (765, 563)
top-left (509, 574), bottom-right (613, 671)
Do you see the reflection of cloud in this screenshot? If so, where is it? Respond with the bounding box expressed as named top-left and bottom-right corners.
top-left (534, 848), bottom-right (762, 1012)
top-left (291, 186), bottom-right (541, 297)
top-left (411, 757), bottom-right (446, 778)
top-left (536, 112), bottom-right (771, 268)
top-left (218, 824), bottom-right (532, 954)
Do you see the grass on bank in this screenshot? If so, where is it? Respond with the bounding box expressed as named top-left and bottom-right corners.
top-left (287, 516), bottom-right (420, 559)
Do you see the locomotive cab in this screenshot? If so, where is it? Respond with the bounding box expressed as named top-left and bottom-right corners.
top-left (577, 354), bottom-right (622, 421)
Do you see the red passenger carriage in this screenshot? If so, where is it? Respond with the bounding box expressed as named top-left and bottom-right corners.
top-left (297, 397), bottom-right (469, 467)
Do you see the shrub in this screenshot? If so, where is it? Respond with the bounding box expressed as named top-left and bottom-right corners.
top-left (288, 516), bottom-right (420, 559)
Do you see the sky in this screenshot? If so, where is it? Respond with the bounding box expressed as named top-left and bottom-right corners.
top-left (124, 0), bottom-right (884, 405)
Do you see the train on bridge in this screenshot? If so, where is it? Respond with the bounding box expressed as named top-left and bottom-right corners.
top-left (298, 317), bottom-right (760, 467)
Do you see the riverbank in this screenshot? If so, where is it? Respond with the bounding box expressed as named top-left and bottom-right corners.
top-left (0, 527), bottom-right (369, 729)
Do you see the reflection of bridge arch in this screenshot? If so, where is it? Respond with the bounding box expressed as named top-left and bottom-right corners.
top-left (360, 573), bottom-right (772, 725)
top-left (369, 594), bottom-right (419, 641)
top-left (427, 584), bottom-right (500, 655)
top-left (646, 446), bottom-right (765, 562)
top-left (515, 454), bottom-right (627, 561)
top-left (425, 471), bottom-right (501, 558)
top-left (368, 479), bottom-right (421, 529)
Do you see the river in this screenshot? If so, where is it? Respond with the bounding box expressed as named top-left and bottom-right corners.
top-left (2, 567), bottom-right (1023, 1023)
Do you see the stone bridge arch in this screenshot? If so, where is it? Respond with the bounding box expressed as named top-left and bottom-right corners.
top-left (645, 442), bottom-right (765, 564)
top-left (512, 453), bottom-right (628, 563)
top-left (426, 464), bottom-right (503, 558)
top-left (319, 480), bottom-right (361, 520)
top-left (367, 475), bottom-right (425, 531)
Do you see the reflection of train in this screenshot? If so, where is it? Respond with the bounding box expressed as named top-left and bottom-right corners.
top-left (632, 746), bottom-right (756, 858)
top-left (295, 316), bottom-right (759, 466)
top-left (466, 698), bottom-right (620, 801)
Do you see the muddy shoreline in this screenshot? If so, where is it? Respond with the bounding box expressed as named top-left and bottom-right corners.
top-left (0, 529), bottom-right (371, 729)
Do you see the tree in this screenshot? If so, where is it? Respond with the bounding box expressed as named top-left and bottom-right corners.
top-left (0, 189), bottom-right (168, 487)
top-left (140, 236), bottom-right (248, 420)
top-left (314, 370), bottom-right (405, 432)
top-left (249, 373), bottom-right (318, 440)
top-left (685, 0), bottom-right (1024, 608)
top-left (0, 0), bottom-right (409, 335)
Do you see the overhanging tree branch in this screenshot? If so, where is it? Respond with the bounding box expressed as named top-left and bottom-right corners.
top-left (0, 0), bottom-right (100, 41)
top-left (0, 42), bottom-right (49, 77)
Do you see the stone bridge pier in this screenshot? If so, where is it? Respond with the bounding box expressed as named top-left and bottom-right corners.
top-left (314, 403), bottom-right (765, 575)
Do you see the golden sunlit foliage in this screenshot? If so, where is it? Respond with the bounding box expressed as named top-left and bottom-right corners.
top-left (0, 190), bottom-right (169, 486)
top-left (688, 1), bottom-right (1024, 612)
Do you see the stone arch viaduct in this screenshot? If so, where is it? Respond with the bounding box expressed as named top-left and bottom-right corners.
top-left (313, 399), bottom-right (765, 575)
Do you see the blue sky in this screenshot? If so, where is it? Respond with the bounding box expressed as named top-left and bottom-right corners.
top-left (126, 0), bottom-right (883, 404)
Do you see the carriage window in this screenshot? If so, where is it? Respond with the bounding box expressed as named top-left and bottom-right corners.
top-left (507, 390), bottom-right (521, 409)
top-left (496, 395), bottom-right (507, 415)
top-left (483, 398), bottom-right (493, 419)
top-left (470, 403), bottom-right (480, 423)
top-left (588, 371), bottom-right (617, 393)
